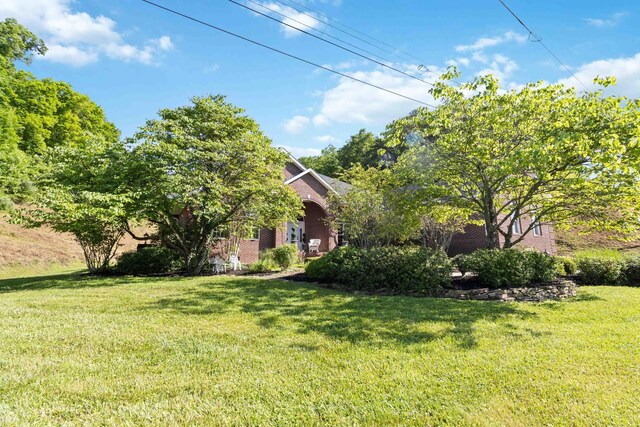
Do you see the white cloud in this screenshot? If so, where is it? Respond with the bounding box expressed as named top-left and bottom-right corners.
top-left (204, 63), bottom-right (220, 73)
top-left (252, 2), bottom-right (323, 37)
top-left (277, 145), bottom-right (322, 157)
top-left (447, 57), bottom-right (471, 67)
top-left (44, 44), bottom-right (98, 66)
top-left (0, 0), bottom-right (173, 66)
top-left (155, 35), bottom-right (174, 51)
top-left (476, 54), bottom-right (519, 81)
top-left (310, 65), bottom-right (440, 127)
top-left (314, 135), bottom-right (338, 144)
top-left (455, 31), bottom-right (527, 53)
top-left (585, 12), bottom-right (628, 28)
top-left (557, 52), bottom-right (640, 98)
top-left (283, 115), bottom-right (310, 134)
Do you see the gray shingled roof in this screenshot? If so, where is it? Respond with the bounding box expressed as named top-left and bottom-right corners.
top-left (316, 173), bottom-right (351, 195)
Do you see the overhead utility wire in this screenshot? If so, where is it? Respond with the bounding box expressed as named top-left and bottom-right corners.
top-left (242, 0), bottom-right (397, 67)
top-left (497, 0), bottom-right (588, 91)
top-left (140, 0), bottom-right (435, 108)
top-left (272, 0), bottom-right (430, 69)
top-left (228, 0), bottom-right (435, 87)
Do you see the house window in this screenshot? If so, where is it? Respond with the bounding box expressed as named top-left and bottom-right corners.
top-left (511, 215), bottom-right (522, 235)
top-left (533, 217), bottom-right (543, 236)
top-left (248, 227), bottom-right (260, 241)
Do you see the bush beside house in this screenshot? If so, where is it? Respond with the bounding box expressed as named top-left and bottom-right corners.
top-left (457, 249), bottom-right (558, 288)
top-left (305, 246), bottom-right (451, 295)
top-left (576, 256), bottom-right (640, 286)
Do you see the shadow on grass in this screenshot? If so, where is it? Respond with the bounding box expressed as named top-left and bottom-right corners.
top-left (0, 272), bottom-right (185, 293)
top-left (149, 278), bottom-right (539, 349)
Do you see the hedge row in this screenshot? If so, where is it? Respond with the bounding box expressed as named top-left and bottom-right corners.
top-left (457, 249), bottom-right (558, 288)
top-left (305, 246), bottom-right (451, 295)
top-left (576, 256), bottom-right (640, 286)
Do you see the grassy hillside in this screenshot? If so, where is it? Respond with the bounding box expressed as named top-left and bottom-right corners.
top-left (0, 273), bottom-right (639, 425)
top-left (555, 227), bottom-right (640, 255)
top-left (0, 214), bottom-right (150, 275)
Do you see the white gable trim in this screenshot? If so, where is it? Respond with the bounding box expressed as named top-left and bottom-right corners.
top-left (282, 151), bottom-right (337, 194)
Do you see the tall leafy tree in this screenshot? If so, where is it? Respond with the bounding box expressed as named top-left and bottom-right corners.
top-left (0, 17), bottom-right (47, 66)
top-left (124, 95), bottom-right (302, 274)
top-left (299, 144), bottom-right (342, 176)
top-left (389, 69), bottom-right (640, 248)
top-left (0, 18), bottom-right (118, 206)
top-left (299, 129), bottom-right (392, 177)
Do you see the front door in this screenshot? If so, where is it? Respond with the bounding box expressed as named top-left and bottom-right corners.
top-left (286, 220), bottom-right (305, 251)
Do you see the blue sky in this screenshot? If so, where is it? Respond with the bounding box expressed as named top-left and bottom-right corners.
top-left (1, 0), bottom-right (639, 157)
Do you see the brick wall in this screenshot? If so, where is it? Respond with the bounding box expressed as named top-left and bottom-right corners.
top-left (449, 216), bottom-right (557, 255)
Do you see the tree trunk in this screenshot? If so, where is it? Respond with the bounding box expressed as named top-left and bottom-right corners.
top-left (483, 197), bottom-right (501, 249)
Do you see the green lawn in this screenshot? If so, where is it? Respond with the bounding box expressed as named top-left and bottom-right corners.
top-left (0, 273), bottom-right (639, 426)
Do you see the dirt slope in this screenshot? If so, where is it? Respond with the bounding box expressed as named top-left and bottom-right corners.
top-left (0, 214), bottom-right (149, 268)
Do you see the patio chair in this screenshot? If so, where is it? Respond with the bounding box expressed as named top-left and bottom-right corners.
top-left (308, 239), bottom-right (321, 253)
top-left (228, 254), bottom-right (242, 271)
top-left (210, 255), bottom-right (226, 274)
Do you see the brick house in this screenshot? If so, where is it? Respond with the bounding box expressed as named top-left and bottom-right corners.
top-left (227, 155), bottom-right (349, 264)
top-left (218, 153), bottom-right (556, 264)
top-left (448, 218), bottom-right (557, 256)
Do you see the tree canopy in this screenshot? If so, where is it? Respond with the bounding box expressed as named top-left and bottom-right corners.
top-left (389, 69), bottom-right (640, 248)
top-left (299, 128), bottom-right (397, 177)
top-left (0, 18), bottom-right (118, 207)
top-left (124, 95), bottom-right (302, 274)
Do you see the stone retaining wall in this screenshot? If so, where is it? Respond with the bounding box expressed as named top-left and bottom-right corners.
top-left (441, 280), bottom-right (577, 302)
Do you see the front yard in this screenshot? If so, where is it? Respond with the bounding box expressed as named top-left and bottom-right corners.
top-left (0, 272), bottom-right (639, 426)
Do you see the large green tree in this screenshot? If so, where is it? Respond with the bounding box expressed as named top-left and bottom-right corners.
top-left (0, 18), bottom-right (118, 206)
top-left (389, 69), bottom-right (640, 249)
top-left (299, 129), bottom-right (394, 177)
top-left (124, 95), bottom-right (302, 274)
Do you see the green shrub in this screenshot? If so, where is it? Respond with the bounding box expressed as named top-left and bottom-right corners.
top-left (555, 256), bottom-right (577, 276)
top-left (249, 259), bottom-right (277, 273)
top-left (576, 257), bottom-right (624, 285)
top-left (621, 257), bottom-right (640, 286)
top-left (115, 246), bottom-right (183, 275)
top-left (272, 244), bottom-right (299, 270)
top-left (249, 249), bottom-right (279, 273)
top-left (458, 249), bottom-right (558, 288)
top-left (305, 246), bottom-right (451, 295)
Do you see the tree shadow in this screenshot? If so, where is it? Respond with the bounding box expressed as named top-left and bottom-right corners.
top-left (0, 272), bottom-right (182, 293)
top-left (146, 278), bottom-right (540, 350)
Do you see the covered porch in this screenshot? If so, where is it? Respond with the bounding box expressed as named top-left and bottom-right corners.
top-left (283, 200), bottom-right (336, 256)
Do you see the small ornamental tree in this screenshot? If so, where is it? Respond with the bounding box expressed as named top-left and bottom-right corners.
top-left (21, 138), bottom-right (130, 273)
top-left (124, 95), bottom-right (302, 275)
top-left (326, 165), bottom-right (416, 248)
top-left (389, 69), bottom-right (640, 249)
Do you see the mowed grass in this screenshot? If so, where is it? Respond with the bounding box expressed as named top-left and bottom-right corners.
top-left (0, 273), bottom-right (639, 426)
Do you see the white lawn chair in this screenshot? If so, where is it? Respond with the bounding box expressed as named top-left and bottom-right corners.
top-left (228, 254), bottom-right (242, 271)
top-left (210, 255), bottom-right (226, 274)
top-left (308, 239), bottom-right (321, 253)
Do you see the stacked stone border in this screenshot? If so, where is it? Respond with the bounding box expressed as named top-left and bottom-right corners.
top-left (440, 279), bottom-right (577, 302)
top-left (255, 271), bottom-right (578, 302)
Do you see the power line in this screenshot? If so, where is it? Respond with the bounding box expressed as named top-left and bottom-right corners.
top-left (273, 0), bottom-right (430, 69)
top-left (242, 0), bottom-right (393, 65)
top-left (497, 0), bottom-right (588, 91)
top-left (228, 0), bottom-right (435, 87)
top-left (140, 0), bottom-right (436, 108)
